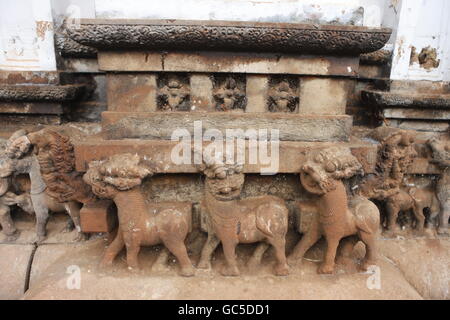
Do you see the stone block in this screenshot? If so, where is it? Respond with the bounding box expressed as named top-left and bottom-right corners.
top-left (299, 78), bottom-right (353, 115)
top-left (80, 200), bottom-right (117, 233)
top-left (106, 73), bottom-right (157, 112)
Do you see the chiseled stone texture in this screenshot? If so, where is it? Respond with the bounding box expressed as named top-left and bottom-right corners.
top-left (0, 244), bottom-right (34, 300)
top-left (68, 20), bottom-right (391, 55)
top-left (101, 112), bottom-right (353, 142)
top-left (299, 78), bottom-right (353, 115)
top-left (0, 85), bottom-right (85, 102)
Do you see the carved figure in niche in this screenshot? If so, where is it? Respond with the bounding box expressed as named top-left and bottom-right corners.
top-left (358, 130), bottom-right (427, 235)
top-left (197, 151), bottom-right (289, 276)
top-left (83, 153), bottom-right (195, 276)
top-left (213, 76), bottom-right (246, 111)
top-left (289, 147), bottom-right (380, 274)
top-left (157, 74), bottom-right (190, 111)
top-left (268, 79), bottom-right (299, 112)
top-left (6, 129), bottom-right (92, 242)
top-left (427, 136), bottom-right (450, 234)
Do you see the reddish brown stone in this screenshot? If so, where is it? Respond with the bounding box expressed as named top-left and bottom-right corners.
top-left (80, 200), bottom-right (117, 233)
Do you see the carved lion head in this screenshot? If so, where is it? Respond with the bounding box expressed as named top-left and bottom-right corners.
top-left (83, 153), bottom-right (153, 199)
top-left (196, 149), bottom-right (245, 201)
top-left (300, 147), bottom-right (363, 195)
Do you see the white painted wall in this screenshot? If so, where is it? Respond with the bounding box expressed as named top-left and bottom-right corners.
top-left (390, 0), bottom-right (450, 81)
top-left (0, 0), bottom-right (56, 71)
top-left (94, 0), bottom-right (365, 25)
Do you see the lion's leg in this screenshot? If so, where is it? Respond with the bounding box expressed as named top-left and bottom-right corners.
top-left (220, 238), bottom-right (240, 276)
top-left (412, 204), bottom-right (426, 233)
top-left (288, 217), bottom-right (321, 266)
top-left (267, 236), bottom-right (289, 276)
top-left (247, 242), bottom-right (270, 270)
top-left (358, 231), bottom-right (377, 271)
top-left (64, 201), bottom-right (87, 241)
top-left (318, 235), bottom-right (340, 274)
top-left (386, 201), bottom-right (400, 235)
top-left (438, 200), bottom-right (450, 235)
top-left (0, 204), bottom-right (18, 241)
top-left (162, 237), bottom-right (195, 277)
top-left (100, 229), bottom-right (124, 268)
top-left (197, 233), bottom-right (220, 269)
top-left (31, 193), bottom-right (49, 243)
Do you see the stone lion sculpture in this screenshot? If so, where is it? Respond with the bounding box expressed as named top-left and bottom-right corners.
top-left (83, 153), bottom-right (195, 276)
top-left (197, 150), bottom-right (289, 276)
top-left (288, 147), bottom-right (380, 274)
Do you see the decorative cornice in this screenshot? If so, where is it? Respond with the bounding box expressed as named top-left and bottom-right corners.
top-left (67, 19), bottom-right (392, 55)
top-left (361, 90), bottom-right (450, 109)
top-left (360, 49), bottom-right (392, 65)
top-left (0, 85), bottom-right (85, 102)
top-left (55, 34), bottom-right (97, 58)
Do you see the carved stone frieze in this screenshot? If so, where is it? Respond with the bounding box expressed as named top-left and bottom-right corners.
top-left (0, 84), bottom-right (85, 102)
top-left (212, 75), bottom-right (246, 111)
top-left (157, 74), bottom-right (190, 111)
top-left (67, 19), bottom-right (392, 55)
top-left (268, 77), bottom-right (299, 112)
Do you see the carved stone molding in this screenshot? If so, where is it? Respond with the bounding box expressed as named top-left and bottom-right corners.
top-left (67, 19), bottom-right (392, 55)
top-left (0, 84), bottom-right (85, 102)
top-left (360, 49), bottom-right (392, 65)
top-left (55, 34), bottom-right (97, 58)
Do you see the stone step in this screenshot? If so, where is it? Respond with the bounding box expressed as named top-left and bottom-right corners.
top-left (101, 111), bottom-right (353, 142)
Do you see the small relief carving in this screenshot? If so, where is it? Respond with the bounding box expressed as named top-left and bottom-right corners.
top-left (289, 147), bottom-right (380, 274)
top-left (196, 150), bottom-right (289, 276)
top-left (427, 136), bottom-right (450, 235)
top-left (357, 130), bottom-right (436, 236)
top-left (267, 77), bottom-right (299, 112)
top-left (212, 75), bottom-right (246, 111)
top-left (157, 74), bottom-right (190, 111)
top-left (83, 153), bottom-right (195, 276)
top-left (5, 129), bottom-right (90, 242)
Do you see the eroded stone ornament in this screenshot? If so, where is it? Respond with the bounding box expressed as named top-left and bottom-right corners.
top-left (358, 130), bottom-right (437, 235)
top-left (268, 79), bottom-right (299, 112)
top-left (289, 147), bottom-right (380, 274)
top-left (83, 153), bottom-right (195, 276)
top-left (213, 76), bottom-right (246, 111)
top-left (428, 136), bottom-right (450, 235)
top-left (157, 75), bottom-right (190, 111)
top-left (197, 151), bottom-right (289, 276)
top-left (6, 129), bottom-right (92, 242)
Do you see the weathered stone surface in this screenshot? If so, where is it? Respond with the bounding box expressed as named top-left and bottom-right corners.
top-left (22, 238), bottom-right (426, 300)
top-left (383, 108), bottom-right (450, 120)
top-left (98, 51), bottom-right (359, 76)
top-left (74, 139), bottom-right (377, 174)
top-left (68, 19), bottom-right (391, 55)
top-left (362, 90), bottom-right (450, 109)
top-left (101, 112), bottom-right (353, 142)
top-left (106, 74), bottom-right (157, 112)
top-left (245, 75), bottom-right (268, 112)
top-left (0, 114), bottom-right (61, 125)
top-left (0, 244), bottom-right (34, 299)
top-left (387, 120), bottom-right (449, 133)
top-left (299, 78), bottom-right (353, 115)
top-left (0, 102), bottom-right (62, 115)
top-left (190, 74), bottom-right (215, 112)
top-left (0, 85), bottom-right (85, 102)
top-left (378, 239), bottom-right (450, 300)
top-left (360, 49), bottom-right (392, 65)
top-left (55, 34), bottom-right (97, 58)
top-left (0, 71), bottom-right (59, 85)
top-left (80, 200), bottom-right (117, 233)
